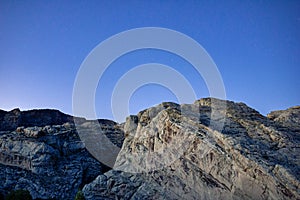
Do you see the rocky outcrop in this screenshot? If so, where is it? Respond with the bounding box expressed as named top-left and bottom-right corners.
top-left (0, 99), bottom-right (299, 199)
top-left (0, 108), bottom-right (81, 131)
top-left (267, 106), bottom-right (300, 131)
top-left (83, 98), bottom-right (300, 200)
top-left (0, 114), bottom-right (124, 199)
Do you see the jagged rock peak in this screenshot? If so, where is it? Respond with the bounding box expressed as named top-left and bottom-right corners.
top-left (86, 98), bottom-right (300, 200)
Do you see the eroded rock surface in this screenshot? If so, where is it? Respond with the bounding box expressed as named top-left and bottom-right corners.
top-left (0, 108), bottom-right (76, 131)
top-left (83, 98), bottom-right (300, 200)
top-left (0, 100), bottom-right (299, 199)
top-left (0, 110), bottom-right (124, 199)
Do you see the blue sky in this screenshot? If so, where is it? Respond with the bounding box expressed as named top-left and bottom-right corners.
top-left (0, 0), bottom-right (299, 120)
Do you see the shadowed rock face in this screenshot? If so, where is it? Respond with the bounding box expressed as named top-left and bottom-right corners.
top-left (0, 110), bottom-right (124, 199)
top-left (0, 109), bottom-right (76, 131)
top-left (0, 99), bottom-right (299, 200)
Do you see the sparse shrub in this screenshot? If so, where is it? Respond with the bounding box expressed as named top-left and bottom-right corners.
top-left (74, 190), bottom-right (85, 200)
top-left (5, 189), bottom-right (32, 200)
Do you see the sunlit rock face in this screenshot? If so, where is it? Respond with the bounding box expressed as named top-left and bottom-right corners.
top-left (0, 98), bottom-right (299, 200)
top-left (84, 98), bottom-right (300, 200)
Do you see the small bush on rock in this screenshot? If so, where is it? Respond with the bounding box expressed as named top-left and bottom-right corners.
top-left (75, 190), bottom-right (85, 200)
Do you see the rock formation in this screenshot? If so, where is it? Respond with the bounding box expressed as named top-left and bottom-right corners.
top-left (0, 98), bottom-right (299, 199)
top-left (0, 110), bottom-right (124, 199)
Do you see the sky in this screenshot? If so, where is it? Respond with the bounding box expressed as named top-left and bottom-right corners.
top-left (0, 0), bottom-right (299, 121)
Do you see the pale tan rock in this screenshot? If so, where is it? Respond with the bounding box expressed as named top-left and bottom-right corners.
top-left (84, 98), bottom-right (300, 200)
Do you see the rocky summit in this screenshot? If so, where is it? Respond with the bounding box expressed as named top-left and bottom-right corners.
top-left (0, 98), bottom-right (299, 200)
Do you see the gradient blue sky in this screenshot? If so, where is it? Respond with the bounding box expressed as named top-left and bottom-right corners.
top-left (0, 0), bottom-right (299, 120)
